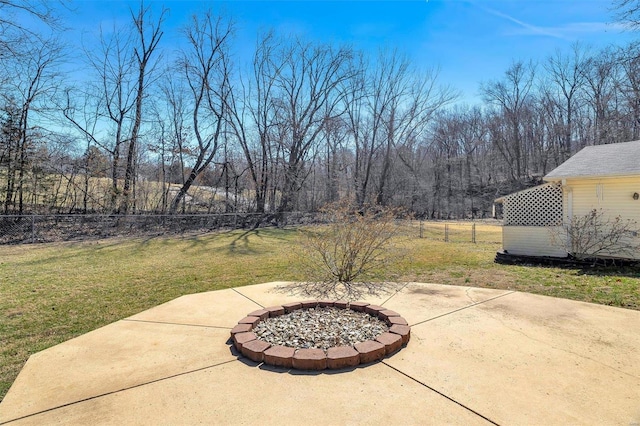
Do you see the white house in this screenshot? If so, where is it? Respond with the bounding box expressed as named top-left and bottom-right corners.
top-left (496, 140), bottom-right (640, 260)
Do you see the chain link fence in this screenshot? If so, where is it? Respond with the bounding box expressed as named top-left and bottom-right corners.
top-left (0, 214), bottom-right (502, 245)
top-left (414, 220), bottom-right (503, 244)
top-left (0, 212), bottom-right (318, 244)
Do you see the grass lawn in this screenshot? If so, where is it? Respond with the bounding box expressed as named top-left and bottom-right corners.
top-left (1, 224), bottom-right (639, 401)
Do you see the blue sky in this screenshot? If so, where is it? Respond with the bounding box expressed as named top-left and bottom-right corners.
top-left (66, 0), bottom-right (634, 103)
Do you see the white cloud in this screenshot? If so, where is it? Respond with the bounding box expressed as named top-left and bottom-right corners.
top-left (479, 5), bottom-right (567, 39)
top-left (468, 1), bottom-right (627, 40)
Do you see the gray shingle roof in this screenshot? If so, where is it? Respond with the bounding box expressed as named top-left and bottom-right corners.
top-left (544, 140), bottom-right (640, 181)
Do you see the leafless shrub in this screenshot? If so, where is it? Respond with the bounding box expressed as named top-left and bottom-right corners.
top-left (552, 209), bottom-right (640, 262)
top-left (287, 200), bottom-right (407, 300)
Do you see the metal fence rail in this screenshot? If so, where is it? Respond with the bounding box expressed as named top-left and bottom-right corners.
top-left (416, 220), bottom-right (502, 244)
top-left (0, 214), bottom-right (502, 245)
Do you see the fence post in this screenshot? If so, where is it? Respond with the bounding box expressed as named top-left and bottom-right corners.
top-left (419, 220), bottom-right (423, 238)
top-left (472, 223), bottom-right (476, 243)
top-left (444, 223), bottom-right (449, 242)
top-left (31, 214), bottom-right (35, 244)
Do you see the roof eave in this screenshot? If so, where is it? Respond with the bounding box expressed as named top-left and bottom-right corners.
top-left (544, 173), bottom-right (640, 182)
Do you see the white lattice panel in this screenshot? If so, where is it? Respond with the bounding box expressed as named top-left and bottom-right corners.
top-left (503, 183), bottom-right (563, 226)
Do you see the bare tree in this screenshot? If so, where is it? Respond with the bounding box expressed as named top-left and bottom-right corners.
top-left (169, 11), bottom-right (233, 213)
top-left (368, 50), bottom-right (412, 206)
top-left (153, 77), bottom-right (190, 212)
top-left (544, 43), bottom-right (588, 158)
top-left (120, 3), bottom-right (165, 213)
top-left (89, 27), bottom-right (134, 212)
top-left (0, 1), bottom-right (64, 58)
top-left (320, 116), bottom-right (349, 204)
top-left (225, 31), bottom-right (284, 213)
top-left (0, 101), bottom-right (21, 212)
top-left (612, 0), bottom-right (640, 29)
top-left (62, 87), bottom-right (112, 211)
top-left (341, 53), bottom-right (371, 206)
top-left (265, 37), bottom-right (354, 213)
top-left (429, 106), bottom-right (489, 218)
top-left (0, 35), bottom-right (63, 213)
top-left (481, 60), bottom-right (536, 181)
top-left (63, 2), bottom-right (164, 214)
top-left (617, 43), bottom-right (640, 140)
top-left (374, 56), bottom-right (456, 206)
top-left (583, 47), bottom-right (621, 145)
top-left (341, 50), bottom-right (455, 208)
top-left (0, 1), bottom-right (66, 214)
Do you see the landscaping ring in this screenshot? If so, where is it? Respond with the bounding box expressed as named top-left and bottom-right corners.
top-left (230, 300), bottom-right (411, 370)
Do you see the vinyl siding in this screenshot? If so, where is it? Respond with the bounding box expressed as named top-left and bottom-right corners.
top-left (502, 226), bottom-right (567, 257)
top-left (565, 176), bottom-right (640, 219)
top-left (564, 176), bottom-right (640, 259)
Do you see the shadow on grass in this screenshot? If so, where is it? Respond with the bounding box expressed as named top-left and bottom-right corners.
top-left (7, 238), bottom-right (136, 268)
top-left (100, 227), bottom-right (296, 254)
top-left (221, 228), bottom-right (298, 256)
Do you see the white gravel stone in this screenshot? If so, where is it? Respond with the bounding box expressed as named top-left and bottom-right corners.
top-left (253, 306), bottom-right (389, 351)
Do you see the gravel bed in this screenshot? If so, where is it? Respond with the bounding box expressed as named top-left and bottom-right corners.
top-left (253, 307), bottom-right (389, 351)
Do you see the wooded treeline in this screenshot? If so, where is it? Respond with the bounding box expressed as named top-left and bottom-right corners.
top-left (1, 1), bottom-right (639, 217)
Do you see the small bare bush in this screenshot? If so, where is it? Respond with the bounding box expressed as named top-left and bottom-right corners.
top-left (552, 209), bottom-right (640, 261)
top-left (289, 200), bottom-right (407, 300)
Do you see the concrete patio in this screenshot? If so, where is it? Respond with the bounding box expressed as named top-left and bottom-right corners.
top-left (1, 281), bottom-right (639, 425)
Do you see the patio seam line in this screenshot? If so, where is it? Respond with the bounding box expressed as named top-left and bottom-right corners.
top-left (380, 282), bottom-right (411, 306)
top-left (409, 291), bottom-right (516, 327)
top-left (0, 359), bottom-right (238, 425)
top-left (382, 362), bottom-right (500, 426)
top-left (232, 288), bottom-right (265, 308)
top-left (122, 318), bottom-right (232, 330)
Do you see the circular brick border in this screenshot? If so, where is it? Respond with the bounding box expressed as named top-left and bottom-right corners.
top-left (230, 300), bottom-right (411, 371)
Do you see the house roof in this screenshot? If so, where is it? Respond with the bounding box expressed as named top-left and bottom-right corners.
top-left (544, 140), bottom-right (640, 181)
